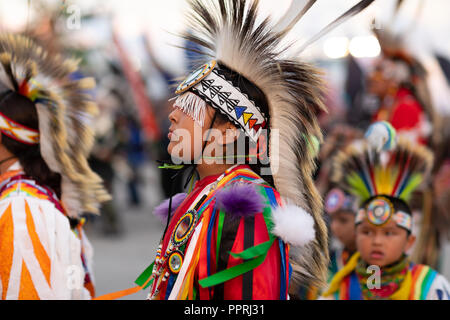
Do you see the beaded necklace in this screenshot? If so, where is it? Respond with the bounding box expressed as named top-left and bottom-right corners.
top-left (355, 255), bottom-right (409, 300)
top-left (148, 164), bottom-right (239, 299)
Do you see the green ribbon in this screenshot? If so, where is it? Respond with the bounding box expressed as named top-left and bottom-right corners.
top-left (199, 186), bottom-right (278, 289)
top-left (229, 238), bottom-right (275, 260)
top-left (158, 163), bottom-right (185, 170)
top-left (199, 251), bottom-right (269, 288)
top-left (261, 205), bottom-right (274, 232)
top-left (135, 261), bottom-right (155, 289)
top-left (216, 210), bottom-right (225, 265)
top-left (200, 210), bottom-right (276, 288)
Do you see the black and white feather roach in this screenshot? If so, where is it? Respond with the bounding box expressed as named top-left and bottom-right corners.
top-left (0, 33), bottom-right (110, 218)
top-left (178, 0), bottom-right (377, 292)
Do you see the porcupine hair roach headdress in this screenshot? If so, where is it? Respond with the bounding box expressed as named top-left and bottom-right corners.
top-left (331, 137), bottom-right (433, 232)
top-left (174, 0), bottom-right (377, 290)
top-left (0, 33), bottom-right (110, 217)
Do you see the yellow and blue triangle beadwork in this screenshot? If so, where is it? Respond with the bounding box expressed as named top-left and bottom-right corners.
top-left (174, 59), bottom-right (267, 142)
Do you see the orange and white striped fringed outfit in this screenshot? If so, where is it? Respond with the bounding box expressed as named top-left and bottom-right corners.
top-left (0, 163), bottom-right (95, 300)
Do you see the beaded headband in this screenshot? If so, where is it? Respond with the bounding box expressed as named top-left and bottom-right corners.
top-left (324, 188), bottom-right (358, 215)
top-left (175, 60), bottom-right (267, 143)
top-left (0, 111), bottom-right (39, 145)
top-left (355, 196), bottom-right (412, 232)
top-left (0, 89), bottom-right (39, 145)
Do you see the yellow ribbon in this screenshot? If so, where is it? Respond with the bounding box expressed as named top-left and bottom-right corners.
top-left (390, 270), bottom-right (412, 300)
top-left (323, 251), bottom-right (413, 300)
top-left (322, 252), bottom-right (360, 297)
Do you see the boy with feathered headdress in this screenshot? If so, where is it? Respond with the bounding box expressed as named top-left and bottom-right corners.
top-left (321, 136), bottom-right (450, 300)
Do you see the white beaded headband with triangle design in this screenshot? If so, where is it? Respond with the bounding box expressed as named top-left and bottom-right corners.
top-left (174, 60), bottom-right (267, 143)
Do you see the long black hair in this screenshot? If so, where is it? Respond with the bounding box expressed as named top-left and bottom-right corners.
top-left (0, 90), bottom-right (61, 197)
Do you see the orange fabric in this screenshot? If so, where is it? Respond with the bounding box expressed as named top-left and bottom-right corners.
top-left (93, 285), bottom-right (142, 300)
top-left (0, 170), bottom-right (21, 184)
top-left (408, 265), bottom-right (422, 300)
top-left (340, 278), bottom-right (347, 300)
top-left (0, 204), bottom-right (14, 300)
top-left (184, 207), bottom-right (212, 300)
top-left (24, 200), bottom-right (51, 286)
top-left (85, 280), bottom-right (96, 299)
top-left (93, 275), bottom-right (154, 300)
top-left (409, 265), bottom-right (422, 300)
top-left (74, 224), bottom-right (96, 298)
top-left (18, 260), bottom-right (39, 300)
top-left (197, 207), bottom-right (216, 299)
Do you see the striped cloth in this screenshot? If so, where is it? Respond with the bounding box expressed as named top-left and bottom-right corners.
top-left (149, 164), bottom-right (290, 300)
top-left (322, 252), bottom-right (450, 300)
top-left (0, 170), bottom-right (94, 300)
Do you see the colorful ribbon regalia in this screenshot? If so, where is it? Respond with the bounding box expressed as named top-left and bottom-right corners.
top-left (145, 165), bottom-right (298, 300)
top-left (321, 137), bottom-right (450, 300)
top-left (0, 34), bottom-right (110, 299)
top-left (127, 0), bottom-right (379, 301)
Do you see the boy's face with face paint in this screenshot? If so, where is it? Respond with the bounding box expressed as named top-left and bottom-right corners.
top-left (356, 218), bottom-right (415, 268)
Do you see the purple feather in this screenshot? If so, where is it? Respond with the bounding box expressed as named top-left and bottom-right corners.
top-left (153, 193), bottom-right (187, 222)
top-left (215, 182), bottom-right (265, 218)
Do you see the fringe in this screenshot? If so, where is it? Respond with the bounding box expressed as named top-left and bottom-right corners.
top-left (173, 92), bottom-right (206, 127)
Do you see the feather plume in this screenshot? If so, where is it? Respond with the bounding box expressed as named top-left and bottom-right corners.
top-left (273, 0), bottom-right (317, 35)
top-left (271, 202), bottom-right (315, 247)
top-left (295, 0), bottom-right (376, 54)
top-left (214, 182), bottom-right (265, 218)
top-left (153, 193), bottom-right (188, 222)
top-left (0, 33), bottom-right (110, 217)
top-left (332, 137), bottom-right (433, 204)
